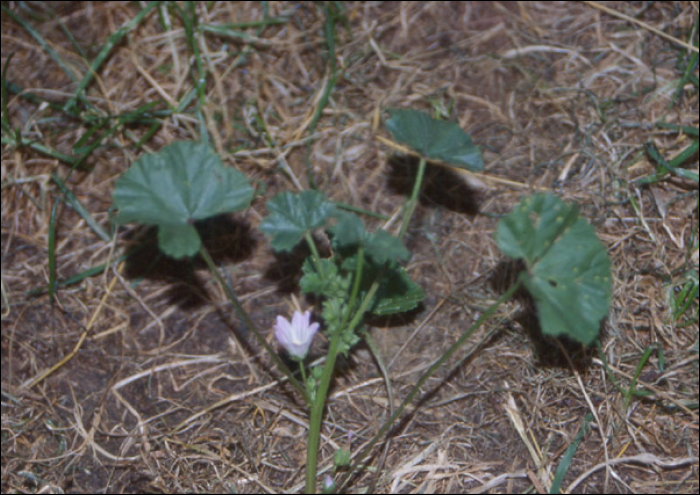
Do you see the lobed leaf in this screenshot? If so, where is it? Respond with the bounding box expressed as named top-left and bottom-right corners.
top-left (112, 141), bottom-right (254, 258)
top-left (495, 194), bottom-right (612, 345)
top-left (260, 190), bottom-right (336, 251)
top-left (329, 211), bottom-right (409, 266)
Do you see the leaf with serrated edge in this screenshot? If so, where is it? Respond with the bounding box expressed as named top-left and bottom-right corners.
top-left (260, 190), bottom-right (336, 251)
top-left (330, 211), bottom-right (409, 266)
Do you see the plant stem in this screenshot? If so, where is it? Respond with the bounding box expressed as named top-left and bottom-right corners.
top-left (399, 156), bottom-right (427, 241)
top-left (305, 248), bottom-right (375, 493)
top-left (305, 320), bottom-right (342, 494)
top-left (199, 245), bottom-right (308, 402)
top-left (300, 361), bottom-right (307, 391)
top-left (337, 279), bottom-right (522, 492)
top-left (305, 231), bottom-right (325, 280)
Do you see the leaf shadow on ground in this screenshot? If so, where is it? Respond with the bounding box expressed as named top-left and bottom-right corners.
top-left (385, 155), bottom-right (482, 216)
top-left (262, 233), bottom-right (333, 294)
top-left (365, 303), bottom-right (426, 329)
top-left (121, 214), bottom-right (257, 310)
top-left (490, 259), bottom-right (599, 371)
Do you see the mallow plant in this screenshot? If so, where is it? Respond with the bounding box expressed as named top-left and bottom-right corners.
top-left (112, 109), bottom-right (612, 493)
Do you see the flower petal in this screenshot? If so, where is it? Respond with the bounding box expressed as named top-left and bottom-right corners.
top-left (274, 310), bottom-right (319, 360)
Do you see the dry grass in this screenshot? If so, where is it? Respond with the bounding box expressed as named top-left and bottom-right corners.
top-left (2, 2), bottom-right (698, 493)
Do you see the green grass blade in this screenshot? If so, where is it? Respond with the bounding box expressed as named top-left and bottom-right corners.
top-left (29, 258), bottom-right (113, 295)
top-left (51, 173), bottom-right (111, 242)
top-left (672, 14), bottom-right (699, 105)
top-left (597, 346), bottom-right (655, 400)
top-left (305, 2), bottom-right (340, 189)
top-left (72, 122), bottom-right (121, 157)
top-left (1, 52), bottom-right (14, 132)
top-left (134, 121), bottom-right (164, 150)
top-left (669, 139), bottom-right (699, 168)
top-left (549, 413), bottom-right (593, 494)
top-left (22, 140), bottom-right (78, 167)
top-left (624, 345), bottom-right (657, 409)
top-left (656, 121), bottom-right (699, 137)
top-left (178, 2), bottom-right (206, 107)
top-left (333, 201), bottom-right (390, 220)
top-left (672, 273), bottom-right (699, 321)
top-left (2, 5), bottom-right (79, 83)
top-left (638, 140), bottom-right (699, 184)
top-left (63, 1), bottom-right (160, 112)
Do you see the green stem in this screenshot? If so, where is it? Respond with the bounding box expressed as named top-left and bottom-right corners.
top-left (345, 247), bottom-right (365, 320)
top-left (399, 156), bottom-right (427, 241)
top-left (337, 279), bottom-right (522, 492)
top-left (199, 245), bottom-right (308, 403)
top-left (305, 323), bottom-right (341, 494)
top-left (305, 247), bottom-right (372, 493)
top-left (305, 232), bottom-right (325, 281)
top-left (299, 361), bottom-right (308, 390)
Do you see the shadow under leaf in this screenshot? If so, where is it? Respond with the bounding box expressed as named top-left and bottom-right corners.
top-left (386, 155), bottom-right (482, 216)
top-left (120, 214), bottom-right (256, 310)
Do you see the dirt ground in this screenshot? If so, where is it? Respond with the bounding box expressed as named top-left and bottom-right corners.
top-left (1, 2), bottom-right (698, 493)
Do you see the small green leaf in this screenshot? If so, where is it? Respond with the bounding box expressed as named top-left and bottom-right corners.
top-left (367, 230), bottom-right (410, 265)
top-left (330, 211), bottom-right (409, 265)
top-left (260, 190), bottom-right (336, 251)
top-left (371, 265), bottom-right (425, 316)
top-left (495, 194), bottom-right (612, 346)
top-left (158, 224), bottom-right (200, 260)
top-left (334, 448), bottom-right (351, 467)
top-left (299, 258), bottom-right (345, 298)
top-left (385, 108), bottom-right (484, 171)
top-left (328, 211), bottom-right (365, 248)
top-left (112, 141), bottom-right (254, 258)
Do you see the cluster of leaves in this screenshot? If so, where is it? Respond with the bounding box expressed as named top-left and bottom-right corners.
top-left (260, 190), bottom-right (424, 356)
top-left (385, 109), bottom-right (612, 346)
top-left (111, 141), bottom-right (424, 359)
top-left (111, 111), bottom-right (614, 353)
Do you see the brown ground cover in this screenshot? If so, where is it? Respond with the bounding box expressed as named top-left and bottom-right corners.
top-left (2, 2), bottom-right (698, 493)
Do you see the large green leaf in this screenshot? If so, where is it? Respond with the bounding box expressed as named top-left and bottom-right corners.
top-left (385, 109), bottom-right (484, 171)
top-left (112, 141), bottom-right (253, 258)
top-left (495, 194), bottom-right (612, 346)
top-left (259, 190), bottom-right (337, 251)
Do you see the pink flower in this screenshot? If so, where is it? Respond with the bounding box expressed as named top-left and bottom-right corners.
top-left (274, 310), bottom-right (319, 360)
top-left (322, 474), bottom-right (335, 492)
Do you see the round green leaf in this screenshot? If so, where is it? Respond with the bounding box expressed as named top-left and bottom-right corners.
top-left (259, 190), bottom-right (336, 251)
top-left (112, 141), bottom-right (253, 259)
top-left (158, 223), bottom-right (201, 259)
top-left (385, 108), bottom-right (484, 171)
top-left (495, 194), bottom-right (612, 345)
